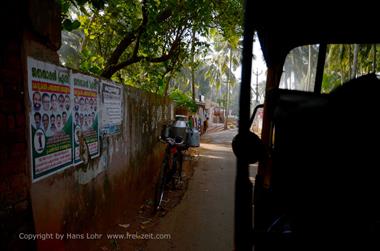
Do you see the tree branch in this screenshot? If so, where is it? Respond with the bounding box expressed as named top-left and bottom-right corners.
top-left (101, 32), bottom-right (137, 78)
top-left (133, 0), bottom-right (148, 58)
top-left (101, 1), bottom-right (175, 78)
top-left (110, 40), bottom-right (180, 74)
top-left (101, 0), bottom-right (149, 78)
top-left (104, 26), bottom-right (185, 77)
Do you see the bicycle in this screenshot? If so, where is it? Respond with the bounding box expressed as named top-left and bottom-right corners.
top-left (154, 135), bottom-right (186, 211)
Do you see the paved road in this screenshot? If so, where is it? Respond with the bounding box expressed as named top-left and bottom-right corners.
top-left (144, 128), bottom-right (238, 251)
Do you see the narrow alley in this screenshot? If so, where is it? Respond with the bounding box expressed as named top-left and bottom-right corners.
top-left (143, 127), bottom-right (238, 251)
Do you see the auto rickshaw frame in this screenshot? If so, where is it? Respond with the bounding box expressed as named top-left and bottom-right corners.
top-left (235, 1), bottom-right (380, 250)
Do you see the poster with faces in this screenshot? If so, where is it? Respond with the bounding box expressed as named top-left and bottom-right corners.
top-left (28, 57), bottom-right (73, 182)
top-left (27, 58), bottom-right (123, 182)
top-left (72, 73), bottom-right (100, 165)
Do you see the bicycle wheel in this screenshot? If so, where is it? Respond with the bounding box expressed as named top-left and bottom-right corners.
top-left (171, 152), bottom-right (183, 189)
top-left (177, 151), bottom-right (183, 182)
top-left (154, 159), bottom-right (167, 211)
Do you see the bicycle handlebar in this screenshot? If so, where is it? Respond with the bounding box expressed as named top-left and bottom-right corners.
top-left (158, 136), bottom-right (185, 146)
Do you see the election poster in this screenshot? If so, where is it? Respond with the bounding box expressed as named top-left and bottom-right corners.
top-left (101, 80), bottom-right (123, 135)
top-left (72, 73), bottom-right (100, 165)
top-left (28, 57), bottom-right (73, 182)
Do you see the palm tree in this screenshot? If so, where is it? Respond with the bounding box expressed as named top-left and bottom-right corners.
top-left (351, 44), bottom-right (359, 78)
top-left (280, 45), bottom-right (319, 91)
top-left (204, 30), bottom-right (241, 129)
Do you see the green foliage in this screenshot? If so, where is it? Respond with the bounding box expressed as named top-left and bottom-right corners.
top-left (113, 61), bottom-right (169, 94)
top-left (282, 45), bottom-right (319, 91)
top-left (325, 44), bottom-right (379, 88)
top-left (169, 89), bottom-right (198, 113)
top-left (59, 0), bottom-right (106, 31)
top-left (204, 29), bottom-right (241, 91)
top-left (59, 0), bottom-right (244, 98)
top-left (79, 48), bottom-right (105, 75)
top-left (62, 19), bottom-right (81, 31)
top-left (322, 72), bottom-right (341, 93)
top-left (280, 43), bottom-right (380, 95)
top-left (217, 97), bottom-right (226, 107)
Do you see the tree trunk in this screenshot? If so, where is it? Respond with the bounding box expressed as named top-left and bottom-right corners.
top-left (284, 65), bottom-right (290, 89)
top-left (224, 48), bottom-right (232, 130)
top-left (306, 45), bottom-right (312, 91)
top-left (163, 75), bottom-right (172, 97)
top-left (255, 69), bottom-right (259, 104)
top-left (373, 44), bottom-right (377, 73)
top-left (351, 44), bottom-right (359, 79)
top-left (191, 29), bottom-right (196, 101)
top-left (339, 45), bottom-right (344, 84)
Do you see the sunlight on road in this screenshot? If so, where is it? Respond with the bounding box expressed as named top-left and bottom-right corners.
top-left (198, 154), bottom-right (226, 160)
top-left (200, 143), bottom-right (232, 152)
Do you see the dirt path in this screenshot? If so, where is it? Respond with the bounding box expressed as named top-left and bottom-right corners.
top-left (143, 128), bottom-right (238, 251)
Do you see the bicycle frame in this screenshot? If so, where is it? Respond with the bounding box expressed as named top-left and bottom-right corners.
top-left (154, 136), bottom-right (184, 211)
top-left (164, 143), bottom-right (182, 187)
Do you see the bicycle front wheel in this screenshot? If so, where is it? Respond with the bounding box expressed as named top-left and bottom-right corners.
top-left (172, 153), bottom-right (183, 189)
top-left (154, 160), bottom-right (167, 211)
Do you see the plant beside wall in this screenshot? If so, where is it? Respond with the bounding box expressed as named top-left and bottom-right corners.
top-left (169, 89), bottom-right (197, 114)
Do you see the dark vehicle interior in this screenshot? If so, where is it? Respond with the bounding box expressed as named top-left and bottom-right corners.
top-left (234, 1), bottom-right (380, 250)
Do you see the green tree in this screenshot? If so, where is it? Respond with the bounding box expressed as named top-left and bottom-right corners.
top-left (203, 29), bottom-right (241, 128)
top-left (281, 45), bottom-right (319, 91)
top-left (59, 0), bottom-right (243, 96)
top-left (323, 44), bottom-right (380, 93)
